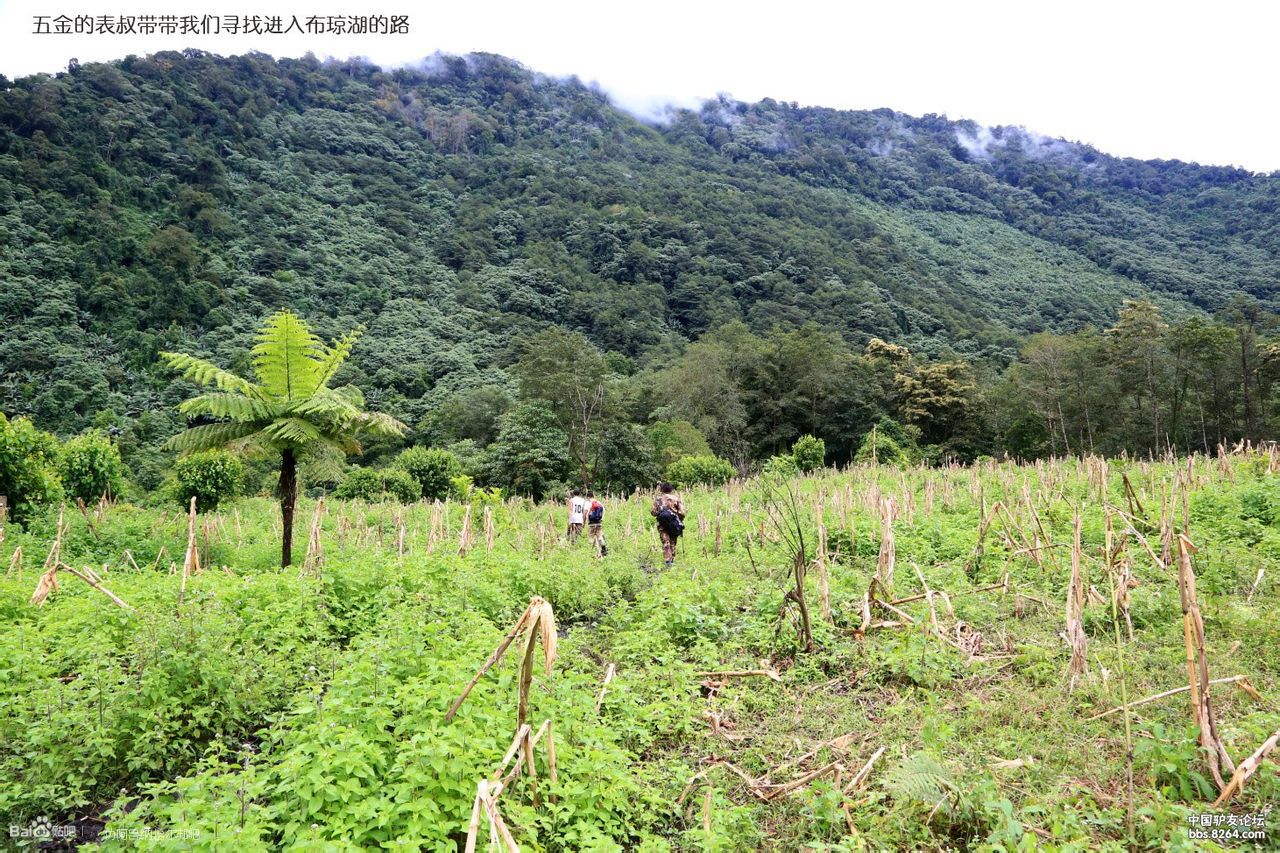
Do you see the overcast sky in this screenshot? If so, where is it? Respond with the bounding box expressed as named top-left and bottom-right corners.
top-left (1, 0), bottom-right (1275, 172)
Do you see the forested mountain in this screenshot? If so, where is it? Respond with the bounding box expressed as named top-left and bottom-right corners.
top-left (2, 50), bottom-right (1278, 490)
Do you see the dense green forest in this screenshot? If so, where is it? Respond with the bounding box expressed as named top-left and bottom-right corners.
top-left (2, 51), bottom-right (1278, 498)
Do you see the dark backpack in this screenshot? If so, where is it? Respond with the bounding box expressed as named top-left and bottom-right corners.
top-left (656, 506), bottom-right (684, 539)
top-left (588, 501), bottom-right (604, 524)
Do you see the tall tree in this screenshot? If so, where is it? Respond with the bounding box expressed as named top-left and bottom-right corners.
top-left (1105, 300), bottom-right (1170, 452)
top-left (161, 310), bottom-right (405, 566)
top-left (1221, 296), bottom-right (1276, 442)
top-left (513, 328), bottom-right (610, 485)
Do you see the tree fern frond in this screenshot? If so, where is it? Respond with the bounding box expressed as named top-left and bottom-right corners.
top-left (331, 384), bottom-right (365, 406)
top-left (316, 327), bottom-right (364, 387)
top-left (261, 416), bottom-right (324, 447)
top-left (226, 432), bottom-right (273, 457)
top-left (252, 309), bottom-right (325, 401)
top-left (291, 388), bottom-right (363, 422)
top-left (160, 352), bottom-right (262, 398)
top-left (314, 431), bottom-right (361, 456)
top-left (163, 422), bottom-right (262, 453)
top-left (301, 443), bottom-right (347, 482)
top-left (178, 393), bottom-right (277, 423)
top-left (357, 410), bottom-right (408, 438)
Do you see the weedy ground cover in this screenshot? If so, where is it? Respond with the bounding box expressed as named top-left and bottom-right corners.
top-left (1, 451), bottom-right (1278, 850)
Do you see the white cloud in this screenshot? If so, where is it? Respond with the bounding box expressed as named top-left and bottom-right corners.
top-left (0, 0), bottom-right (1276, 171)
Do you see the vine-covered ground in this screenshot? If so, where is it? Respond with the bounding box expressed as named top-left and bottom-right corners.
top-left (2, 452), bottom-right (1278, 850)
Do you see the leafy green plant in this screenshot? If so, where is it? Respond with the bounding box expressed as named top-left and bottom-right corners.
top-left (648, 420), bottom-right (713, 470)
top-left (395, 446), bottom-right (463, 501)
top-left (868, 633), bottom-right (961, 687)
top-left (1238, 484), bottom-right (1278, 525)
top-left (666, 455), bottom-right (735, 489)
top-left (790, 434), bottom-right (825, 472)
top-left (1135, 723), bottom-right (1217, 802)
top-left (853, 423), bottom-right (916, 467)
top-left (762, 454), bottom-right (799, 477)
top-left (172, 449), bottom-right (243, 511)
top-left (58, 429), bottom-right (127, 503)
top-left (481, 402), bottom-right (571, 500)
top-left (335, 467), bottom-right (420, 503)
top-left (0, 413), bottom-right (62, 521)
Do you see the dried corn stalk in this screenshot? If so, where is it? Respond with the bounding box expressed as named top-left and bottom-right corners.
top-left (43, 504), bottom-right (67, 574)
top-left (1176, 534), bottom-right (1235, 791)
top-left (816, 519), bottom-right (833, 624)
top-left (1213, 726), bottom-right (1280, 806)
top-left (1065, 509), bottom-right (1088, 689)
top-left (61, 564), bottom-right (133, 611)
top-left (445, 596), bottom-right (557, 724)
top-left (458, 505), bottom-right (474, 556)
top-left (302, 497), bottom-right (326, 576)
top-left (465, 718), bottom-right (559, 852)
top-left (182, 496), bottom-right (201, 579)
top-left (877, 496), bottom-right (896, 596)
top-left (30, 561), bottom-right (59, 605)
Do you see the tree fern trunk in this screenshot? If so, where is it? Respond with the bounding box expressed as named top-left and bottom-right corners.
top-left (279, 448), bottom-right (297, 567)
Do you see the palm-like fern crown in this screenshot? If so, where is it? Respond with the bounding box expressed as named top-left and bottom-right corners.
top-left (161, 309), bottom-right (405, 455)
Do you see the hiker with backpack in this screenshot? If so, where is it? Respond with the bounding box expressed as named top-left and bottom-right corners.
top-left (650, 482), bottom-right (686, 567)
top-left (567, 488), bottom-right (587, 544)
top-left (586, 490), bottom-right (608, 557)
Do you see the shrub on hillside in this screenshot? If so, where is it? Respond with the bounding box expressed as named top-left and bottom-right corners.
top-left (667, 454), bottom-right (735, 489)
top-left (791, 434), bottom-right (826, 472)
top-left (173, 450), bottom-right (243, 511)
top-left (648, 420), bottom-right (712, 470)
top-left (335, 467), bottom-right (420, 503)
top-left (396, 446), bottom-right (463, 501)
top-left (763, 454), bottom-right (799, 477)
top-left (59, 429), bottom-right (128, 503)
top-left (854, 431), bottom-right (912, 467)
top-left (0, 413), bottom-right (62, 521)
top-left (480, 403), bottom-right (570, 501)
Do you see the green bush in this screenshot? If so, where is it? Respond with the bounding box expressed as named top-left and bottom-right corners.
top-left (763, 454), bottom-right (799, 477)
top-left (666, 454), bottom-right (735, 489)
top-left (173, 450), bottom-right (243, 511)
top-left (855, 419), bottom-right (918, 467)
top-left (58, 429), bottom-right (127, 503)
top-left (854, 431), bottom-right (912, 467)
top-left (395, 446), bottom-right (463, 501)
top-left (335, 467), bottom-right (420, 503)
top-left (648, 420), bottom-right (712, 470)
top-left (480, 402), bottom-right (570, 500)
top-left (0, 413), bottom-right (62, 521)
top-left (791, 434), bottom-right (826, 472)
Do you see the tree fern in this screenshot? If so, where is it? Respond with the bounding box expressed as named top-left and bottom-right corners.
top-left (161, 309), bottom-right (404, 566)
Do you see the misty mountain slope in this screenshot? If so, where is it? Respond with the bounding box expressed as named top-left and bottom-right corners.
top-left (831, 197), bottom-right (1170, 344)
top-left (1, 50), bottom-right (1277, 447)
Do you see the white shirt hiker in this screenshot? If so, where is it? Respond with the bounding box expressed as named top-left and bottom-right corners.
top-left (569, 496), bottom-right (587, 524)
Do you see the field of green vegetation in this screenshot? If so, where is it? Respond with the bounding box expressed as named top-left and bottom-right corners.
top-left (2, 450), bottom-right (1278, 850)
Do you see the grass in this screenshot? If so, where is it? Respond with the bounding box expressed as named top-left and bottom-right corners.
top-left (1, 452), bottom-right (1278, 850)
